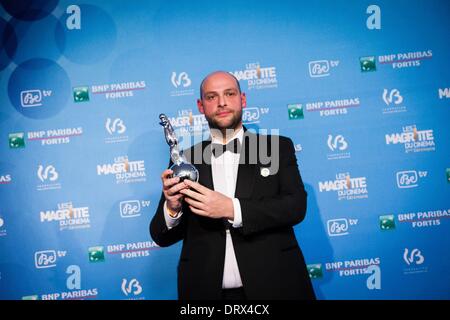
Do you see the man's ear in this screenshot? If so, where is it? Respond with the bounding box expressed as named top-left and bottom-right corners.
top-left (197, 99), bottom-right (204, 114)
top-left (241, 92), bottom-right (247, 108)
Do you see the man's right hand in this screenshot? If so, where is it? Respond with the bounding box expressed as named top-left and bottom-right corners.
top-left (161, 169), bottom-right (188, 216)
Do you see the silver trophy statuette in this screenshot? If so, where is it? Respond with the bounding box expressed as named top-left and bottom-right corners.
top-left (159, 114), bottom-right (199, 182)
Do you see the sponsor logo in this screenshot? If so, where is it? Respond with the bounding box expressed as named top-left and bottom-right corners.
top-left (309, 60), bottom-right (339, 78)
top-left (242, 107), bottom-right (270, 125)
top-left (327, 135), bottom-right (348, 151)
top-left (22, 295), bottom-right (39, 300)
top-left (41, 288), bottom-right (99, 300)
top-left (396, 170), bottom-right (427, 188)
top-left (105, 118), bottom-right (128, 144)
top-left (378, 50), bottom-right (433, 69)
top-left (88, 246), bottom-right (105, 263)
top-left (120, 200), bottom-right (150, 218)
top-left (97, 156), bottom-right (146, 184)
top-left (90, 81), bottom-right (146, 99)
top-left (73, 86), bottom-right (89, 103)
top-left (362, 50), bottom-right (433, 71)
top-left (106, 241), bottom-right (160, 259)
top-left (397, 209), bottom-right (449, 228)
top-left (383, 89), bottom-right (403, 105)
top-left (366, 265), bottom-right (381, 290)
top-left (37, 165), bottom-right (61, 191)
top-left (360, 56), bottom-right (376, 72)
top-left (37, 165), bottom-right (58, 182)
top-left (34, 250), bottom-right (67, 269)
top-left (171, 72), bottom-right (194, 96)
top-left (66, 265), bottom-right (81, 290)
top-left (288, 104), bottom-right (304, 120)
top-left (327, 134), bottom-right (350, 160)
top-left (171, 72), bottom-right (191, 88)
top-left (403, 248), bottom-right (424, 266)
top-left (40, 202), bottom-right (90, 231)
top-left (231, 62), bottom-right (278, 90)
top-left (307, 264), bottom-right (323, 279)
top-left (21, 89), bottom-right (52, 107)
top-left (385, 125), bottom-right (435, 153)
top-left (305, 97), bottom-right (360, 117)
top-left (121, 278), bottom-right (143, 298)
top-left (325, 258), bottom-right (382, 289)
top-left (327, 218), bottom-right (358, 237)
top-left (366, 5), bottom-right (381, 30)
top-left (382, 89), bottom-right (407, 114)
top-left (325, 258), bottom-right (381, 275)
top-left (379, 214), bottom-right (395, 230)
top-left (318, 172), bottom-right (368, 200)
top-left (27, 127), bottom-right (83, 146)
top-left (9, 132), bottom-right (25, 148)
top-left (403, 248), bottom-right (428, 275)
top-left (66, 5), bottom-right (81, 30)
top-left (106, 118), bottom-right (126, 135)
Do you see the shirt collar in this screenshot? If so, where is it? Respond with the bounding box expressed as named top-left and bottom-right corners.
top-left (210, 127), bottom-right (244, 146)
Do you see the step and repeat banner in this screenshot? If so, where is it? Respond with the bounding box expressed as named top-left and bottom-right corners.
top-left (0, 0), bottom-right (449, 300)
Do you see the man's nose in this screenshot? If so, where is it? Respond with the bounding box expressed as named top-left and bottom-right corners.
top-left (218, 94), bottom-right (227, 107)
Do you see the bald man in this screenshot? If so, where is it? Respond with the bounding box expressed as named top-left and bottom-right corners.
top-left (150, 71), bottom-right (315, 300)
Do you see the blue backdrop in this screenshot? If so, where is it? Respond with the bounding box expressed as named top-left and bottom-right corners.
top-left (0, 0), bottom-right (449, 300)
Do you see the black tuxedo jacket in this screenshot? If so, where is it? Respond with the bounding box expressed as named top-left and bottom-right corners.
top-left (150, 130), bottom-right (315, 300)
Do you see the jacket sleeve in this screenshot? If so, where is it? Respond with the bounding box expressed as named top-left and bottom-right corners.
top-left (149, 161), bottom-right (187, 247)
top-left (238, 137), bottom-right (307, 236)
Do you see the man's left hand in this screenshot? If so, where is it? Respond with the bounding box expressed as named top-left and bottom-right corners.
top-left (180, 180), bottom-right (234, 220)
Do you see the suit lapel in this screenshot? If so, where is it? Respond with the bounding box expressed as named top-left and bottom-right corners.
top-left (197, 140), bottom-right (214, 190)
top-left (234, 129), bottom-right (257, 199)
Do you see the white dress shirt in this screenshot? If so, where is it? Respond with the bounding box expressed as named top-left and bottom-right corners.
top-left (163, 127), bottom-right (244, 289)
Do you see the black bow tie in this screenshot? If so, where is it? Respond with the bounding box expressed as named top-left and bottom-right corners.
top-left (211, 139), bottom-right (241, 157)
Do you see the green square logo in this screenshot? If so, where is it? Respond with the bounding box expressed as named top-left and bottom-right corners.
top-left (360, 56), bottom-right (377, 72)
top-left (379, 215), bottom-right (395, 230)
top-left (9, 132), bottom-right (25, 149)
top-left (288, 104), bottom-right (304, 120)
top-left (22, 295), bottom-right (39, 300)
top-left (307, 264), bottom-right (323, 279)
top-left (73, 86), bottom-right (90, 103)
top-left (88, 246), bottom-right (105, 262)
top-left (446, 168), bottom-right (450, 183)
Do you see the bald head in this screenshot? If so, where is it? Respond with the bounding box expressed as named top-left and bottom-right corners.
top-left (199, 71), bottom-right (241, 100)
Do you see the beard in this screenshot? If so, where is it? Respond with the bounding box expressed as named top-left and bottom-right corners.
top-left (205, 108), bottom-right (243, 132)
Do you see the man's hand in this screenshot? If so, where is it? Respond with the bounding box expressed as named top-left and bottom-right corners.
top-left (180, 180), bottom-right (234, 220)
top-left (161, 169), bottom-right (189, 215)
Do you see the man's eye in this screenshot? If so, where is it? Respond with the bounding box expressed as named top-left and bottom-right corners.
top-left (226, 92), bottom-right (236, 96)
top-left (206, 95), bottom-right (216, 100)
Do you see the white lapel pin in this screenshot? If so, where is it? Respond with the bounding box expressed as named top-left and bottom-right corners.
top-left (260, 168), bottom-right (270, 177)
